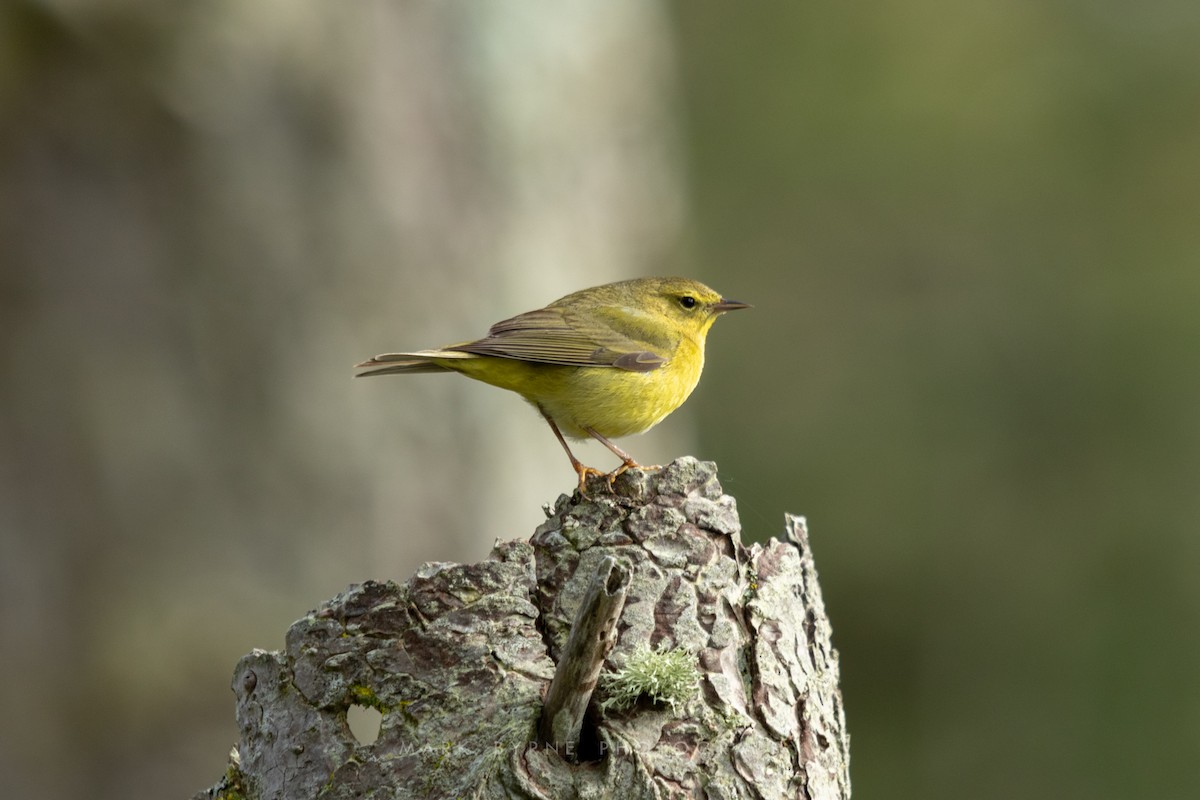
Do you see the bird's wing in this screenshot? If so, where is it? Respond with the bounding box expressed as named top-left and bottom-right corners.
top-left (448, 306), bottom-right (667, 372)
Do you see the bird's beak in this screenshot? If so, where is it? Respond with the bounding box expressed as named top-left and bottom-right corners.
top-left (713, 298), bottom-right (752, 312)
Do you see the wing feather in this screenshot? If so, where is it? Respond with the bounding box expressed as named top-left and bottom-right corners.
top-left (448, 306), bottom-right (667, 372)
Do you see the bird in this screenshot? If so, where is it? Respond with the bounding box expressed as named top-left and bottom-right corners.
top-left (355, 276), bottom-right (749, 494)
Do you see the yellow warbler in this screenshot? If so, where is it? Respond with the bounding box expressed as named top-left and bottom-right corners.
top-left (356, 276), bottom-right (749, 492)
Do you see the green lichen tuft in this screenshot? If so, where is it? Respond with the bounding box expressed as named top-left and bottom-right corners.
top-left (601, 644), bottom-right (700, 713)
top-left (206, 748), bottom-right (251, 799)
top-left (349, 684), bottom-right (388, 712)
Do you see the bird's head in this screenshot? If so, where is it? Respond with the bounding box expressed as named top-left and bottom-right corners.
top-left (642, 277), bottom-right (751, 340)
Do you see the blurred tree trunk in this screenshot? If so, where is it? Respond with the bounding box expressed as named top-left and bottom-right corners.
top-left (0, 2), bottom-right (685, 798)
top-left (194, 460), bottom-right (851, 800)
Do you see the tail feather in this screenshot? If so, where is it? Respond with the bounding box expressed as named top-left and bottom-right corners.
top-left (354, 349), bottom-right (473, 377)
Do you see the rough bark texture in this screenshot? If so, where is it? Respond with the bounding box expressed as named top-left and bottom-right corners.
top-left (194, 457), bottom-right (850, 799)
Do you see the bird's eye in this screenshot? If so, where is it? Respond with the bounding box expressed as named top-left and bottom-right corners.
top-left (678, 296), bottom-right (697, 310)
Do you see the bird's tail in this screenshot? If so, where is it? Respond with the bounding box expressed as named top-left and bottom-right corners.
top-left (354, 349), bottom-right (475, 377)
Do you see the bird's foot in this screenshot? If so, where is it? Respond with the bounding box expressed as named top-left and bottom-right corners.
top-left (574, 460), bottom-right (663, 498)
top-left (573, 465), bottom-right (608, 498)
top-left (604, 459), bottom-right (662, 489)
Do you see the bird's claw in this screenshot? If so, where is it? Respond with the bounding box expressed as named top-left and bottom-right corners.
top-left (573, 465), bottom-right (608, 498)
top-left (574, 460), bottom-right (664, 497)
top-left (605, 459), bottom-right (643, 489)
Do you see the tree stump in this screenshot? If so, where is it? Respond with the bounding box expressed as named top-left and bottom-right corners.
top-left (193, 457), bottom-right (850, 799)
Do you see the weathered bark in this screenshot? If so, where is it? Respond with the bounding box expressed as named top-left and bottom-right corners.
top-left (538, 555), bottom-right (629, 753)
top-left (194, 457), bottom-right (850, 799)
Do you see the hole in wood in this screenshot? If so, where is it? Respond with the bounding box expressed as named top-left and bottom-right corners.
top-left (576, 706), bottom-right (604, 762)
top-left (348, 703), bottom-right (382, 745)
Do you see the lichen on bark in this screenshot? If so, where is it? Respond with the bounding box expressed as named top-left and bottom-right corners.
top-left (194, 457), bottom-right (850, 800)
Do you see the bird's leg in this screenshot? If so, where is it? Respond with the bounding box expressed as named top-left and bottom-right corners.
top-left (583, 427), bottom-right (661, 487)
top-left (539, 408), bottom-right (605, 496)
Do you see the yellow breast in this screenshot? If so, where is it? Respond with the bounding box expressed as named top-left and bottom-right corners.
top-left (440, 336), bottom-right (707, 440)
top-left (534, 338), bottom-right (705, 439)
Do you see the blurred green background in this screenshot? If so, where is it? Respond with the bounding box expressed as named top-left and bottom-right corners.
top-left (2, 2), bottom-right (1198, 798)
